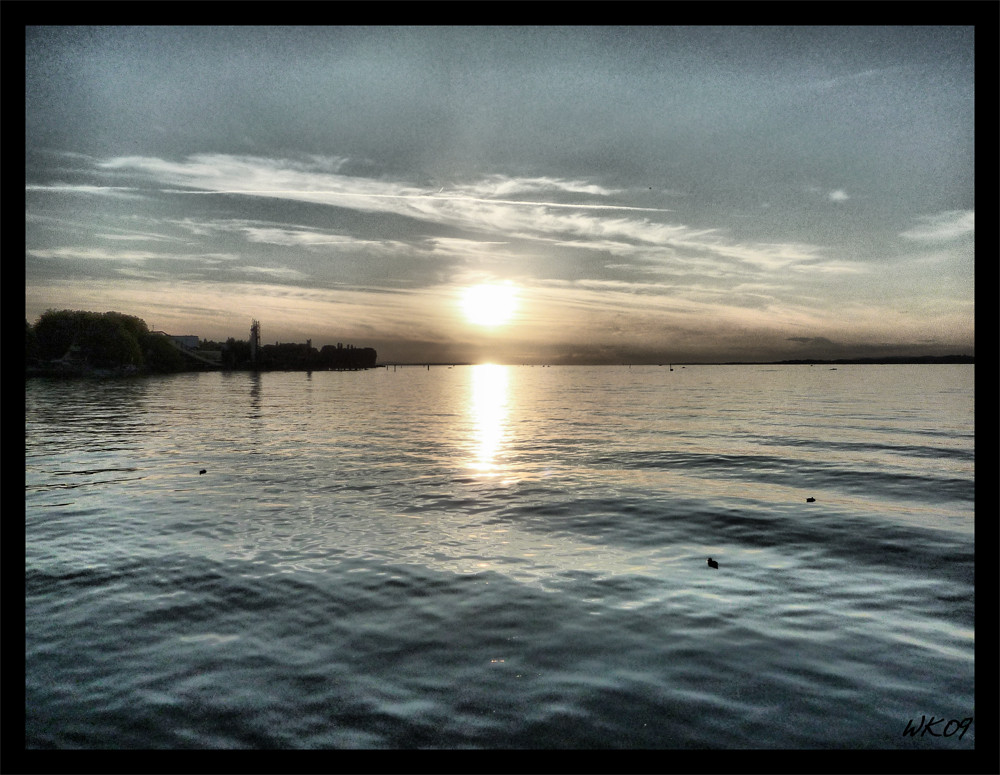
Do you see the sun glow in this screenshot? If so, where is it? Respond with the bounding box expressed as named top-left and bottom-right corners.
top-left (460, 283), bottom-right (518, 327)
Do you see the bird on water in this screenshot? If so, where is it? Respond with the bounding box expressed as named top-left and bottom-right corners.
top-left (707, 557), bottom-right (719, 569)
top-left (806, 497), bottom-right (815, 502)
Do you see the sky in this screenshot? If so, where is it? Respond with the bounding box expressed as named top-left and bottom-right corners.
top-left (25, 26), bottom-right (975, 364)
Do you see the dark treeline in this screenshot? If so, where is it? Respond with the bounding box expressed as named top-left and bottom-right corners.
top-left (223, 339), bottom-right (377, 371)
top-left (27, 309), bottom-right (189, 376)
top-left (26, 309), bottom-right (377, 377)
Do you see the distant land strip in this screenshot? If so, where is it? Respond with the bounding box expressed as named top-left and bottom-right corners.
top-left (384, 356), bottom-right (973, 367)
top-left (721, 355), bottom-right (974, 365)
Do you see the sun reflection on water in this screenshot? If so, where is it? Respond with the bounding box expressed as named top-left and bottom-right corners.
top-left (468, 364), bottom-right (510, 475)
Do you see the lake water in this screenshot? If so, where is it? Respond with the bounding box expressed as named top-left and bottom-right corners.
top-left (24, 365), bottom-right (975, 750)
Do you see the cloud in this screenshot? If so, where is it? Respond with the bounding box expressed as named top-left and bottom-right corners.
top-left (801, 68), bottom-right (898, 93)
top-left (25, 183), bottom-right (147, 199)
top-left (241, 266), bottom-right (311, 280)
top-left (452, 175), bottom-right (621, 198)
top-left (31, 153), bottom-right (884, 326)
top-left (43, 151), bottom-right (883, 321)
top-left (786, 336), bottom-right (836, 345)
top-left (27, 247), bottom-right (160, 262)
top-left (95, 232), bottom-right (176, 243)
top-left (900, 210), bottom-right (974, 241)
top-left (27, 246), bottom-right (240, 264)
top-left (170, 217), bottom-right (411, 252)
top-left (93, 154), bottom-right (835, 277)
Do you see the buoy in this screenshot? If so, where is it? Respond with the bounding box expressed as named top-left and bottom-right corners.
top-left (707, 557), bottom-right (719, 569)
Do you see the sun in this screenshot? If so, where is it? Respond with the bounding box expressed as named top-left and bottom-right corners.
top-left (460, 283), bottom-right (518, 327)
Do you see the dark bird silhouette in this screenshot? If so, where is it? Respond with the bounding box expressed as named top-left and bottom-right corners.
top-left (806, 497), bottom-right (815, 502)
top-left (707, 557), bottom-right (719, 569)
top-left (199, 469), bottom-right (207, 475)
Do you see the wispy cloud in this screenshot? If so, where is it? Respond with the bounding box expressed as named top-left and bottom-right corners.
top-left (94, 155), bottom-right (832, 272)
top-left (27, 246), bottom-right (240, 263)
top-left (451, 174), bottom-right (621, 198)
top-left (900, 210), bottom-right (974, 241)
top-left (99, 155), bottom-right (674, 223)
top-left (786, 336), bottom-right (836, 345)
top-left (171, 217), bottom-right (402, 250)
top-left (26, 183), bottom-right (147, 199)
top-left (27, 247), bottom-right (160, 262)
top-left (800, 67), bottom-right (903, 94)
top-left (72, 153), bottom-right (888, 302)
top-left (241, 266), bottom-right (311, 280)
top-left (95, 232), bottom-right (177, 243)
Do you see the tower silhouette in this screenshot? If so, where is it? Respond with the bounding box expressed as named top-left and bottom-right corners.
top-left (250, 319), bottom-right (261, 365)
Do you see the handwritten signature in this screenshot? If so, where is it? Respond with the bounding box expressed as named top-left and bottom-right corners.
top-left (903, 715), bottom-right (972, 740)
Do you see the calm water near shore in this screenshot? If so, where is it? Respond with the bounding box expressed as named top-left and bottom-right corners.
top-left (25, 364), bottom-right (975, 749)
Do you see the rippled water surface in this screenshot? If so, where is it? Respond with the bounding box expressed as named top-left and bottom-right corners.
top-left (25, 365), bottom-right (975, 748)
